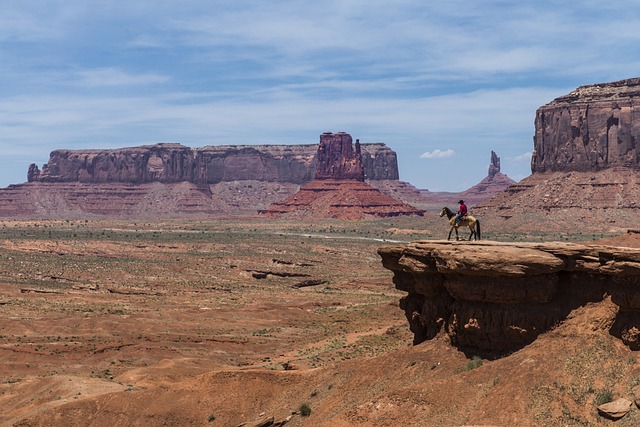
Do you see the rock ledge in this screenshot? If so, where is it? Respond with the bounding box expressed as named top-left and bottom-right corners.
top-left (378, 240), bottom-right (640, 353)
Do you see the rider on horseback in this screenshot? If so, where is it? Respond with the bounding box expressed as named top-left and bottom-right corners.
top-left (455, 200), bottom-right (467, 226)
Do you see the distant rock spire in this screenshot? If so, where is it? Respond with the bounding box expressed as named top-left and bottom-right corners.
top-left (488, 151), bottom-right (500, 178)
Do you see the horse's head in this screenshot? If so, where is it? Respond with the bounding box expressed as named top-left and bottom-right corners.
top-left (439, 207), bottom-right (447, 218)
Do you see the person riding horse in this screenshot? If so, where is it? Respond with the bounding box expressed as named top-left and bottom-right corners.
top-left (455, 200), bottom-right (467, 226)
top-left (439, 205), bottom-right (480, 241)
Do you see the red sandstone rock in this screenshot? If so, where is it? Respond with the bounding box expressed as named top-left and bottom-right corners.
top-left (261, 179), bottom-right (423, 220)
top-left (532, 77), bottom-right (640, 173)
top-left (378, 240), bottom-right (640, 352)
top-left (27, 142), bottom-right (398, 185)
top-left (261, 132), bottom-right (423, 219)
top-left (315, 132), bottom-right (365, 181)
top-left (475, 78), bottom-right (640, 231)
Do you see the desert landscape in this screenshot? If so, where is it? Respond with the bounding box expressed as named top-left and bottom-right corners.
top-left (0, 216), bottom-right (639, 427)
top-left (1, 77), bottom-right (640, 427)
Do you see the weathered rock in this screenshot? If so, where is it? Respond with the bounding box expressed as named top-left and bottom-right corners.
top-left (633, 384), bottom-right (640, 407)
top-left (261, 179), bottom-right (424, 220)
top-left (476, 79), bottom-right (640, 231)
top-left (261, 132), bottom-right (423, 219)
top-left (0, 181), bottom-right (300, 218)
top-left (488, 151), bottom-right (501, 178)
top-left (532, 78), bottom-right (640, 173)
top-left (27, 142), bottom-right (398, 185)
top-left (315, 132), bottom-right (364, 181)
top-left (378, 240), bottom-right (640, 353)
top-left (597, 398), bottom-right (632, 419)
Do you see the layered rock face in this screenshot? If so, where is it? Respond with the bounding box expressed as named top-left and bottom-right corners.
top-left (315, 132), bottom-right (365, 181)
top-left (0, 181), bottom-right (299, 218)
top-left (262, 179), bottom-right (424, 220)
top-left (27, 142), bottom-right (398, 184)
top-left (261, 132), bottom-right (423, 219)
top-left (379, 240), bottom-right (640, 353)
top-left (532, 78), bottom-right (640, 173)
top-left (476, 78), bottom-right (640, 231)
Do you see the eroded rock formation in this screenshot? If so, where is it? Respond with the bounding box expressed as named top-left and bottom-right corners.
top-left (475, 78), bottom-right (640, 231)
top-left (532, 77), bottom-right (640, 173)
top-left (27, 142), bottom-right (398, 184)
top-left (262, 179), bottom-right (424, 220)
top-left (261, 132), bottom-right (423, 219)
top-left (315, 132), bottom-right (365, 181)
top-left (378, 240), bottom-right (640, 353)
top-left (1, 138), bottom-right (403, 218)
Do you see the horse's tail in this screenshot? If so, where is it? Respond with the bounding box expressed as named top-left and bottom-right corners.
top-left (476, 219), bottom-right (481, 240)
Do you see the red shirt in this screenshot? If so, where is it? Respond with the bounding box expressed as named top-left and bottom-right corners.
top-left (458, 203), bottom-right (467, 215)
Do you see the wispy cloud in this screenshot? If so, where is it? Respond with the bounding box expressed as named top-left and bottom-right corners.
top-left (420, 149), bottom-right (456, 159)
top-left (73, 68), bottom-right (170, 87)
top-left (510, 152), bottom-right (533, 162)
top-left (1, 0), bottom-right (639, 190)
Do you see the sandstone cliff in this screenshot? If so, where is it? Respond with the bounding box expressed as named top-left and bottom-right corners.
top-left (261, 132), bottom-right (423, 219)
top-left (475, 78), bottom-right (640, 232)
top-left (315, 132), bottom-right (365, 181)
top-left (379, 240), bottom-right (640, 353)
top-left (27, 142), bottom-right (398, 184)
top-left (532, 77), bottom-right (640, 173)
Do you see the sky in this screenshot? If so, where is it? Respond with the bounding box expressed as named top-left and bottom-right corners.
top-left (1, 1), bottom-right (639, 191)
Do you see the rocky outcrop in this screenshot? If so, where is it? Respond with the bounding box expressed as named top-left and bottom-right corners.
top-left (315, 132), bottom-right (365, 181)
top-left (27, 142), bottom-right (398, 184)
top-left (378, 240), bottom-right (640, 353)
top-left (261, 179), bottom-right (424, 220)
top-left (532, 77), bottom-right (640, 173)
top-left (261, 132), bottom-right (423, 219)
top-left (456, 151), bottom-right (516, 204)
top-left (475, 78), bottom-right (640, 232)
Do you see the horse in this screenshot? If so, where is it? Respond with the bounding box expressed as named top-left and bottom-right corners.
top-left (439, 207), bottom-right (481, 241)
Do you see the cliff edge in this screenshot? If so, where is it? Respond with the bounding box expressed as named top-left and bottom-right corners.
top-left (379, 240), bottom-right (640, 354)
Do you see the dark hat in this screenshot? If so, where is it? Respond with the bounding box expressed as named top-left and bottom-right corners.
top-left (458, 200), bottom-right (464, 204)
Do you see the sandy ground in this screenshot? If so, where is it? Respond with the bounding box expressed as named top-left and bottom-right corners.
top-left (0, 216), bottom-right (638, 426)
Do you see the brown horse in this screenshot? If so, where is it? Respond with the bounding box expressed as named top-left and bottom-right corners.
top-left (439, 207), bottom-right (481, 241)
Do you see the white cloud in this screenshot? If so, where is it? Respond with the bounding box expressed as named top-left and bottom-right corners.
top-left (1, 0), bottom-right (640, 190)
top-left (420, 149), bottom-right (456, 159)
top-left (510, 152), bottom-right (533, 162)
top-left (74, 68), bottom-right (170, 87)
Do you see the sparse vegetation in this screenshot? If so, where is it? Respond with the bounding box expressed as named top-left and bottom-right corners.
top-left (595, 390), bottom-right (613, 406)
top-left (299, 403), bottom-right (312, 417)
top-left (465, 356), bottom-right (483, 371)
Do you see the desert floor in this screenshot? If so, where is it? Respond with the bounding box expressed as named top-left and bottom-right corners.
top-left (1, 214), bottom-right (638, 426)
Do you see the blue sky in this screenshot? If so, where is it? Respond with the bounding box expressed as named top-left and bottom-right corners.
top-left (1, 1), bottom-right (639, 191)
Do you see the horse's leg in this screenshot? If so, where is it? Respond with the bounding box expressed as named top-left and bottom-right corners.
top-left (455, 227), bottom-right (459, 241)
top-left (468, 224), bottom-right (475, 241)
top-left (448, 227), bottom-right (453, 240)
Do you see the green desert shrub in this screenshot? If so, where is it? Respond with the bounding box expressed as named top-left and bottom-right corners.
top-left (595, 390), bottom-right (613, 406)
top-left (465, 355), bottom-right (483, 371)
top-left (299, 403), bottom-right (312, 416)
